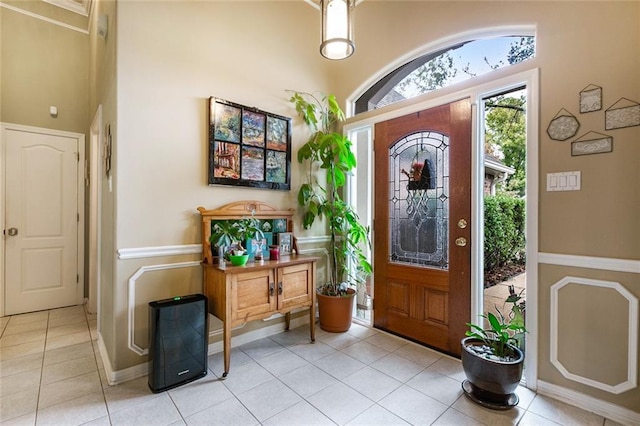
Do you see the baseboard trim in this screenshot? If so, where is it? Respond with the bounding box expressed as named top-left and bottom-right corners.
top-left (537, 380), bottom-right (640, 426)
top-left (106, 315), bottom-right (311, 385)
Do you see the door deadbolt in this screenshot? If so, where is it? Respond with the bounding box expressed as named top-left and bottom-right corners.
top-left (7, 228), bottom-right (18, 236)
top-left (457, 219), bottom-right (468, 229)
top-left (455, 237), bottom-right (467, 247)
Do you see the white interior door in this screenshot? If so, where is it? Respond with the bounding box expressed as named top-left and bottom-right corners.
top-left (4, 125), bottom-right (83, 315)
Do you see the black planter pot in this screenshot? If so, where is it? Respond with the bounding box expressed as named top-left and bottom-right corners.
top-left (460, 337), bottom-right (524, 410)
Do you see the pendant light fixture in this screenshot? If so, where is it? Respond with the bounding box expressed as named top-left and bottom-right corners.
top-left (320, 0), bottom-right (355, 60)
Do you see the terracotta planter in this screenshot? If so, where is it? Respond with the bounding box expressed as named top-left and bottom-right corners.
top-left (317, 289), bottom-right (356, 332)
top-left (460, 337), bottom-right (524, 410)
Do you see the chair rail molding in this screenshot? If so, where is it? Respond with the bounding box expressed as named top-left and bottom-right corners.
top-left (539, 252), bottom-right (640, 273)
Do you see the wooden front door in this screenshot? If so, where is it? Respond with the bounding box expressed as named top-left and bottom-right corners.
top-left (373, 99), bottom-right (472, 356)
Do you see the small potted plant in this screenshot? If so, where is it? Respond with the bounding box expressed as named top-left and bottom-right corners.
top-left (210, 215), bottom-right (264, 266)
top-left (290, 91), bottom-right (372, 332)
top-left (461, 287), bottom-right (527, 410)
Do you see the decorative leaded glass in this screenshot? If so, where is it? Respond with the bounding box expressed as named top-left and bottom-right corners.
top-left (389, 131), bottom-right (449, 269)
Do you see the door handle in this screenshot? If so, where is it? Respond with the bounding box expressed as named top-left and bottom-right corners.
top-left (455, 237), bottom-right (467, 247)
top-left (269, 282), bottom-right (275, 297)
top-left (7, 228), bottom-right (18, 236)
top-left (278, 282), bottom-right (283, 295)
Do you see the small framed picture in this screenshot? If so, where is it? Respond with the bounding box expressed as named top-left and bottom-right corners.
top-left (277, 232), bottom-right (293, 255)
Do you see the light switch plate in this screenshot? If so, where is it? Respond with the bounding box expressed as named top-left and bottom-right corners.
top-left (547, 171), bottom-right (581, 191)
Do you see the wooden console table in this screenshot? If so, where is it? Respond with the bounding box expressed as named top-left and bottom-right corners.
top-left (198, 201), bottom-right (317, 377)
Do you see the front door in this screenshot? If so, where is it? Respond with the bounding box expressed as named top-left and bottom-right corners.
top-left (3, 124), bottom-right (82, 315)
top-left (373, 99), bottom-right (471, 356)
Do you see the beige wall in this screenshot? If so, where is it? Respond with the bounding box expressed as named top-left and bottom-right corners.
top-left (330, 0), bottom-right (639, 415)
top-left (0, 4), bottom-right (89, 133)
top-left (111, 0), bottom-right (331, 371)
top-left (2, 0), bottom-right (639, 418)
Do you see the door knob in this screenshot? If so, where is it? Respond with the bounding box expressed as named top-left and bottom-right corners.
top-left (455, 237), bottom-right (467, 247)
top-left (7, 228), bottom-right (18, 236)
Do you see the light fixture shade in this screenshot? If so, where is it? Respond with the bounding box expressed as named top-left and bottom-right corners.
top-left (320, 0), bottom-right (355, 60)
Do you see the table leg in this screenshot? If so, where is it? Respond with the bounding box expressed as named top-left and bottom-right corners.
top-left (310, 299), bottom-right (316, 343)
top-left (222, 320), bottom-right (231, 378)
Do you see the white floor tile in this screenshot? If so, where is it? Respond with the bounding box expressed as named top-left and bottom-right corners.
top-left (378, 384), bottom-right (448, 425)
top-left (426, 356), bottom-right (466, 382)
top-left (41, 354), bottom-right (97, 385)
top-left (451, 394), bottom-right (525, 425)
top-left (109, 393), bottom-right (181, 426)
top-left (0, 388), bottom-right (39, 423)
top-left (38, 371), bottom-right (102, 410)
top-left (406, 369), bottom-right (464, 405)
top-left (103, 376), bottom-right (161, 414)
top-left (43, 341), bottom-right (94, 366)
top-left (0, 307), bottom-right (625, 426)
top-left (44, 330), bottom-right (91, 351)
top-left (317, 331), bottom-right (361, 350)
top-left (184, 397), bottom-right (259, 426)
top-left (5, 312), bottom-right (47, 326)
top-left (527, 394), bottom-right (605, 426)
top-left (288, 340), bottom-right (337, 362)
top-left (168, 373), bottom-right (234, 418)
top-left (236, 378), bottom-right (302, 422)
top-left (255, 347), bottom-right (308, 377)
top-left (370, 353), bottom-right (425, 382)
top-left (307, 382), bottom-right (374, 425)
top-left (237, 337), bottom-right (285, 360)
top-left (314, 351), bottom-right (366, 380)
top-left (0, 352), bottom-right (43, 378)
top-left (364, 332), bottom-right (408, 352)
top-left (0, 368), bottom-right (41, 398)
top-left (0, 329), bottom-right (46, 348)
top-left (262, 400), bottom-right (334, 426)
top-left (36, 391), bottom-right (107, 426)
top-left (219, 360), bottom-right (274, 395)
top-left (393, 342), bottom-right (443, 367)
top-left (341, 340), bottom-right (390, 364)
top-left (2, 320), bottom-right (48, 337)
top-left (432, 407), bottom-right (485, 426)
top-left (345, 404), bottom-right (410, 426)
top-left (0, 340), bottom-right (46, 363)
top-left (279, 364), bottom-right (339, 398)
top-left (342, 366), bottom-right (403, 402)
top-left (518, 410), bottom-right (562, 425)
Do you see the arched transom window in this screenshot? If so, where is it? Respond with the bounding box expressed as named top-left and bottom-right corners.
top-left (355, 36), bottom-right (535, 114)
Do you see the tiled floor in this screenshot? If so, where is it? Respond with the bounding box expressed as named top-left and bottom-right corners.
top-left (0, 305), bottom-right (622, 426)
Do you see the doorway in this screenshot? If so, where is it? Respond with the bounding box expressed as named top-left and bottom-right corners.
top-left (481, 88), bottom-right (527, 345)
top-left (1, 123), bottom-right (85, 316)
top-left (372, 99), bottom-right (472, 357)
top-left (346, 69), bottom-right (539, 384)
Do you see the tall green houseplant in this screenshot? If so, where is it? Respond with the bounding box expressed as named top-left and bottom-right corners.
top-left (290, 92), bottom-right (372, 296)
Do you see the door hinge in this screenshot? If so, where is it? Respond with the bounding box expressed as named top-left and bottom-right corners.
top-left (77, 213), bottom-right (80, 222)
top-left (75, 152), bottom-right (80, 161)
top-left (77, 274), bottom-right (79, 283)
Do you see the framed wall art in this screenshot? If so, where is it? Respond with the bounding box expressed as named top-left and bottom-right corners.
top-left (208, 97), bottom-right (291, 190)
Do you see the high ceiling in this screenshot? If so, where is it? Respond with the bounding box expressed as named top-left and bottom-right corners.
top-left (44, 0), bottom-right (90, 17)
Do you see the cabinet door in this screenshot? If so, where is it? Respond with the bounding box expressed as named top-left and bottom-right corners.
top-left (232, 269), bottom-right (276, 323)
top-left (277, 263), bottom-right (313, 310)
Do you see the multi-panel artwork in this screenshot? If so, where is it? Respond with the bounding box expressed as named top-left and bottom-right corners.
top-left (209, 97), bottom-right (291, 190)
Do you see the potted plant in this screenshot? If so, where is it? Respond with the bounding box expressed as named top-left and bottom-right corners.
top-left (461, 287), bottom-right (527, 410)
top-left (290, 91), bottom-right (372, 332)
top-left (209, 215), bottom-right (264, 266)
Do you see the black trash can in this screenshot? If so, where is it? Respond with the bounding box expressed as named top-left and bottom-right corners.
top-left (148, 294), bottom-right (208, 393)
